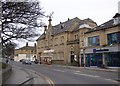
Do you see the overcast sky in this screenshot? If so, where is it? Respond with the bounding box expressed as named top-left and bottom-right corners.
top-left (40, 0), bottom-right (119, 25)
top-left (16, 0), bottom-right (120, 48)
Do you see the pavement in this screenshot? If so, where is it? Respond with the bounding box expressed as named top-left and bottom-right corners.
top-left (3, 65), bottom-right (50, 85)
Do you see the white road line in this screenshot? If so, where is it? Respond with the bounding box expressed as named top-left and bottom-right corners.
top-left (74, 72), bottom-right (118, 83)
top-left (54, 69), bottom-right (65, 72)
top-left (75, 71), bottom-right (81, 73)
top-left (105, 79), bottom-right (118, 83)
top-left (74, 73), bottom-right (100, 78)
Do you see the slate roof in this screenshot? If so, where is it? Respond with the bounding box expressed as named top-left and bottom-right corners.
top-left (18, 46), bottom-right (36, 50)
top-left (113, 13), bottom-right (120, 18)
top-left (83, 18), bottom-right (97, 25)
top-left (85, 18), bottom-right (120, 34)
top-left (36, 33), bottom-right (45, 41)
top-left (37, 17), bottom-right (96, 41)
top-left (51, 17), bottom-right (81, 35)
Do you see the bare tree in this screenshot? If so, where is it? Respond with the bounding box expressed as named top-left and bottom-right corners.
top-left (2, 41), bottom-right (16, 58)
top-left (1, 1), bottom-right (45, 45)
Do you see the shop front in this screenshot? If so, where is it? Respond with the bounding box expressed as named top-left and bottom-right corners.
top-left (41, 49), bottom-right (54, 65)
top-left (80, 47), bottom-right (120, 67)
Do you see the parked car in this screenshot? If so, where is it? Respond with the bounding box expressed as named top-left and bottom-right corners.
top-left (34, 59), bottom-right (39, 64)
top-left (19, 59), bottom-right (24, 62)
top-left (22, 59), bottom-right (32, 65)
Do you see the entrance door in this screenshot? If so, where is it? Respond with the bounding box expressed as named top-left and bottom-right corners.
top-left (70, 51), bottom-right (74, 63)
top-left (96, 53), bottom-right (102, 67)
top-left (86, 54), bottom-right (90, 67)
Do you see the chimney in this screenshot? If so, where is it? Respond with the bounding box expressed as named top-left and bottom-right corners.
top-left (48, 16), bottom-right (52, 26)
top-left (34, 43), bottom-right (36, 47)
top-left (26, 42), bottom-right (28, 46)
top-left (68, 18), bottom-right (70, 21)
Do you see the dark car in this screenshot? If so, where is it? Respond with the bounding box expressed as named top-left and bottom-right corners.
top-left (34, 59), bottom-right (39, 64)
top-left (22, 59), bottom-right (32, 65)
top-left (19, 59), bottom-right (24, 62)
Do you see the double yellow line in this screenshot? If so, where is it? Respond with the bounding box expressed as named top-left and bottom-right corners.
top-left (26, 68), bottom-right (55, 86)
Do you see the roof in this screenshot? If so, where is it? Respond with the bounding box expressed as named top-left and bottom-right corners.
top-left (113, 13), bottom-right (120, 18)
top-left (85, 18), bottom-right (120, 34)
top-left (17, 46), bottom-right (36, 50)
top-left (36, 17), bottom-right (81, 40)
top-left (51, 17), bottom-right (81, 35)
top-left (36, 33), bottom-right (45, 41)
top-left (37, 17), bottom-right (97, 41)
top-left (83, 18), bottom-right (97, 25)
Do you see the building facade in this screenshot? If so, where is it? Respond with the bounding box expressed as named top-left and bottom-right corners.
top-left (37, 13), bottom-right (120, 67)
top-left (36, 17), bottom-right (97, 65)
top-left (80, 13), bottom-right (120, 67)
top-left (14, 42), bottom-right (36, 61)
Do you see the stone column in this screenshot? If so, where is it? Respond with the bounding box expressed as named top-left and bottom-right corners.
top-left (102, 51), bottom-right (106, 67)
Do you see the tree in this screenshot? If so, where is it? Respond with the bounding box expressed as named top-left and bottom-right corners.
top-left (1, 1), bottom-right (45, 45)
top-left (2, 41), bottom-right (16, 58)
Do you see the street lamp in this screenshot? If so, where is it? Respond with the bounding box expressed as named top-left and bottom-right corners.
top-left (82, 32), bottom-right (86, 67)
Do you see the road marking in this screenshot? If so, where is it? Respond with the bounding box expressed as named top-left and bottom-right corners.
top-left (104, 79), bottom-right (118, 83)
top-left (54, 69), bottom-right (65, 72)
top-left (74, 73), bottom-right (100, 78)
top-left (75, 71), bottom-right (81, 73)
top-left (74, 72), bottom-right (118, 83)
top-left (46, 77), bottom-right (54, 86)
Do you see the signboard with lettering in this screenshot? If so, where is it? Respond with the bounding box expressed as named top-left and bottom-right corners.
top-left (93, 49), bottom-right (109, 53)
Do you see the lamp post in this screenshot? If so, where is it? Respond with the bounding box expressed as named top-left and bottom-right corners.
top-left (82, 32), bottom-right (86, 68)
top-left (83, 48), bottom-right (86, 67)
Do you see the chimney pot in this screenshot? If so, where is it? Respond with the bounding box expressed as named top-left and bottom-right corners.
top-left (26, 42), bottom-right (28, 46)
top-left (68, 18), bottom-right (70, 21)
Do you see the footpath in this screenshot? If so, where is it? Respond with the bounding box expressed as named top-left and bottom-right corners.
top-left (3, 65), bottom-right (50, 85)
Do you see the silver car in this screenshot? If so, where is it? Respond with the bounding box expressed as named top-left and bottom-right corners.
top-left (22, 59), bottom-right (32, 65)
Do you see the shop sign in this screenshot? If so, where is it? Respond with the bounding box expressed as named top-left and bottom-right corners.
top-left (44, 49), bottom-right (54, 53)
top-left (93, 48), bottom-right (109, 53)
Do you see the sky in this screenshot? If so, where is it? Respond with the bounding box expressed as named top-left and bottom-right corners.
top-left (40, 0), bottom-right (120, 25)
top-left (16, 0), bottom-right (120, 48)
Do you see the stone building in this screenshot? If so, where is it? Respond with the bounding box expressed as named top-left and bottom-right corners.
top-left (80, 13), bottom-right (120, 67)
top-left (14, 42), bottom-right (36, 61)
top-left (36, 17), bottom-right (97, 65)
top-left (37, 13), bottom-right (120, 67)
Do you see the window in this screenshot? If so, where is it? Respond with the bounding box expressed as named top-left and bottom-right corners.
top-left (31, 51), bottom-right (33, 53)
top-left (60, 36), bottom-right (64, 44)
top-left (107, 32), bottom-right (120, 45)
top-left (50, 39), bottom-right (53, 46)
top-left (74, 35), bottom-right (78, 40)
top-left (54, 38), bottom-right (58, 46)
top-left (88, 36), bottom-right (100, 46)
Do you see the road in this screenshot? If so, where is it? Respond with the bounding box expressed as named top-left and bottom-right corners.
top-left (9, 61), bottom-right (119, 85)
